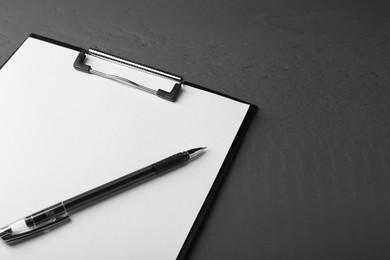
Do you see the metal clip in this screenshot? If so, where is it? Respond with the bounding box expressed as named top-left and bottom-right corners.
top-left (0, 215), bottom-right (70, 245)
top-left (73, 50), bottom-right (182, 102)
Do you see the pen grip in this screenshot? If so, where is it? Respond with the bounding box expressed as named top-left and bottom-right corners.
top-left (152, 152), bottom-right (189, 173)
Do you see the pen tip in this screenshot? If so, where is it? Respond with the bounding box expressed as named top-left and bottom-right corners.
top-left (197, 147), bottom-right (207, 152)
top-left (187, 147), bottom-right (207, 159)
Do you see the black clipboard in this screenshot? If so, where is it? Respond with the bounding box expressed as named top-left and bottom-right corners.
top-left (0, 33), bottom-right (257, 259)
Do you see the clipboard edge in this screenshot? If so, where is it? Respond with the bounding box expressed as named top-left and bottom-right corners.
top-left (30, 33), bottom-right (84, 52)
top-left (176, 101), bottom-right (258, 260)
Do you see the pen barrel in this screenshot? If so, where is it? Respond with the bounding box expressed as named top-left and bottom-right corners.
top-left (62, 151), bottom-right (190, 214)
top-left (25, 202), bottom-right (67, 228)
top-left (152, 152), bottom-right (189, 173)
top-left (63, 165), bottom-right (156, 213)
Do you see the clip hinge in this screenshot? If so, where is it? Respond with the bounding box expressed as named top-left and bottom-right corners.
top-left (0, 215), bottom-right (70, 244)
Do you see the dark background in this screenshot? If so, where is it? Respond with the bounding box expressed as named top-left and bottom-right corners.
top-left (1, 0), bottom-right (390, 259)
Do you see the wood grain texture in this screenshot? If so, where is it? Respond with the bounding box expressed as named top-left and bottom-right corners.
top-left (1, 0), bottom-right (390, 259)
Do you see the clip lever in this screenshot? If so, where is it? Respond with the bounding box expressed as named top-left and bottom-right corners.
top-left (0, 215), bottom-right (70, 244)
top-left (73, 51), bottom-right (182, 102)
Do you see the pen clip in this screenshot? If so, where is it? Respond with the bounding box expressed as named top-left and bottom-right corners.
top-left (0, 215), bottom-right (70, 244)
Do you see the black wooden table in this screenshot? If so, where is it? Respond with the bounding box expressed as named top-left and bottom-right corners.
top-left (1, 0), bottom-right (389, 259)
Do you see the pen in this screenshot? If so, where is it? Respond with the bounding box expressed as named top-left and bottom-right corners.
top-left (0, 147), bottom-right (206, 244)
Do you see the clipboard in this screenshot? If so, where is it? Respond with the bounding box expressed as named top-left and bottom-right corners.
top-left (0, 34), bottom-right (257, 260)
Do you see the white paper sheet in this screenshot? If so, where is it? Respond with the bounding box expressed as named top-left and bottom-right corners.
top-left (0, 37), bottom-right (249, 260)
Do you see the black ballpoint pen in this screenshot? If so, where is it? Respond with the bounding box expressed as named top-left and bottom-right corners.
top-left (0, 147), bottom-right (206, 244)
